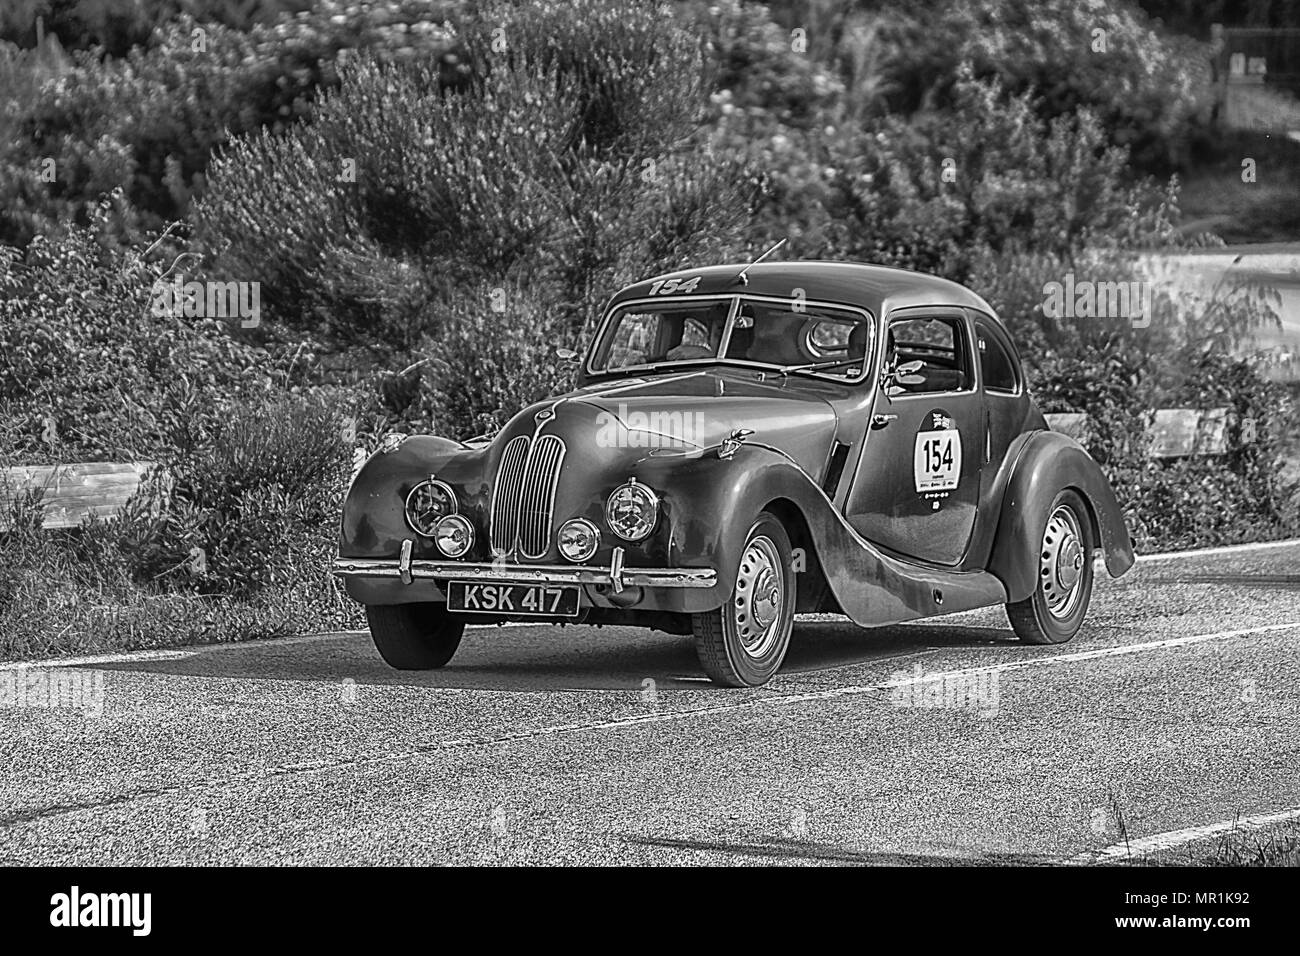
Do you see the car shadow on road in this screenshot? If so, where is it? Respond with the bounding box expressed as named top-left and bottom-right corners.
top-left (91, 620), bottom-right (1017, 693)
top-left (619, 833), bottom-right (1053, 866)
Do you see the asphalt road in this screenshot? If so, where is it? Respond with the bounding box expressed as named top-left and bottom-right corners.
top-left (1, 542), bottom-right (1298, 866)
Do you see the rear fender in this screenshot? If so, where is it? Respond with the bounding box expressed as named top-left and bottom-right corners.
top-left (989, 430), bottom-right (1134, 602)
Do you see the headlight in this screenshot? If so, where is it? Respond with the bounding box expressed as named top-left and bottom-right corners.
top-left (404, 478), bottom-right (458, 537)
top-left (605, 479), bottom-right (659, 541)
top-left (558, 518), bottom-right (600, 562)
top-left (433, 514), bottom-right (474, 557)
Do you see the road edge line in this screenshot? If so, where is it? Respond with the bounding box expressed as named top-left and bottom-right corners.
top-left (1069, 807), bottom-right (1300, 864)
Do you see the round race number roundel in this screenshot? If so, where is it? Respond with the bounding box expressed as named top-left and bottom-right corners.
top-left (913, 408), bottom-right (962, 503)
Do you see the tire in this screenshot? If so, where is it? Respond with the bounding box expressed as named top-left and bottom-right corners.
top-left (692, 513), bottom-right (796, 687)
top-left (1006, 489), bottom-right (1095, 645)
top-left (366, 602), bottom-right (465, 670)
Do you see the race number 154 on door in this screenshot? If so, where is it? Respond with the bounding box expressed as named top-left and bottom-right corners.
top-left (914, 410), bottom-right (962, 493)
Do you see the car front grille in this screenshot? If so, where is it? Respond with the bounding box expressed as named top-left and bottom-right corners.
top-left (490, 434), bottom-right (566, 558)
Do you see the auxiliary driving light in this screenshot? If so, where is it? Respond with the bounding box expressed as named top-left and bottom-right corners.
top-left (558, 518), bottom-right (600, 562)
top-left (433, 513), bottom-right (474, 557)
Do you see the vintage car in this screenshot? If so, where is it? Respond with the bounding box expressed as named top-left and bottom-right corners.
top-left (334, 260), bottom-right (1134, 686)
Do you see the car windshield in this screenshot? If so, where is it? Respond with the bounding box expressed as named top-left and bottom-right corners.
top-left (589, 296), bottom-right (874, 381)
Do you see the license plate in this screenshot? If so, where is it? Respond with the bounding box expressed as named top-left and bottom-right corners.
top-left (446, 581), bottom-right (580, 618)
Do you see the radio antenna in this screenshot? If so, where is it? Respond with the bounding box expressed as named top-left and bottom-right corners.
top-left (735, 238), bottom-right (787, 286)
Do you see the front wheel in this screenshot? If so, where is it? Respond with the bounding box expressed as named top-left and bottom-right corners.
top-left (1006, 489), bottom-right (1095, 645)
top-left (366, 602), bottom-right (465, 669)
top-left (692, 513), bottom-right (796, 687)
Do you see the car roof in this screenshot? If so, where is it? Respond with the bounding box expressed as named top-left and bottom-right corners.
top-left (608, 260), bottom-right (1003, 329)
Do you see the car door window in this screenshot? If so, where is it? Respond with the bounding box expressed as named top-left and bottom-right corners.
top-left (976, 323), bottom-right (1019, 394)
top-left (885, 316), bottom-right (972, 394)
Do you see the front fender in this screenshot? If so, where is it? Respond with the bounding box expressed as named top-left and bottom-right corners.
top-left (340, 436), bottom-right (487, 559)
top-left (988, 429), bottom-right (1135, 602)
top-left (652, 444), bottom-right (1007, 626)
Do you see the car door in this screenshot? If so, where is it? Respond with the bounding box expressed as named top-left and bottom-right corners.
top-left (971, 311), bottom-right (1027, 496)
top-left (843, 307), bottom-right (984, 566)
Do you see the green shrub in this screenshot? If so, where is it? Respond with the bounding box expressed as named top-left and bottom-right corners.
top-left (875, 0), bottom-right (1212, 172)
top-left (195, 0), bottom-right (763, 350)
top-left (1030, 349), bottom-right (1299, 550)
top-left (0, 199), bottom-right (293, 463)
top-left (752, 66), bottom-right (1184, 279)
top-left (112, 390), bottom-right (354, 598)
top-left (1, 2), bottom-right (313, 55)
top-left (0, 3), bottom-right (462, 248)
top-left (0, 207), bottom-right (362, 616)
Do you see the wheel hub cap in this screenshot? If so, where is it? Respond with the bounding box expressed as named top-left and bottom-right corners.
top-left (1039, 505), bottom-right (1085, 619)
top-left (734, 536), bottom-right (784, 657)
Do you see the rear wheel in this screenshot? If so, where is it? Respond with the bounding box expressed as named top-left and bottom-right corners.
top-left (692, 513), bottom-right (795, 687)
top-left (1006, 490), bottom-right (1094, 645)
top-left (366, 602), bottom-right (464, 669)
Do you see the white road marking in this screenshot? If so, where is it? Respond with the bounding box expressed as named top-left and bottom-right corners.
top-left (1071, 807), bottom-right (1300, 863)
top-left (755, 622), bottom-right (1300, 709)
top-left (1135, 538), bottom-right (1300, 563)
top-left (0, 649), bottom-right (194, 672)
top-left (279, 622), bottom-right (1300, 751)
top-left (5, 621), bottom-right (1298, 827)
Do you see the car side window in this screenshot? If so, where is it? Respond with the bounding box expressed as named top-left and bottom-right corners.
top-left (885, 315), bottom-right (972, 394)
top-left (976, 322), bottom-right (1019, 394)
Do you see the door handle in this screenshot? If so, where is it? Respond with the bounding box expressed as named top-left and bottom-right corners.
top-left (871, 414), bottom-right (898, 429)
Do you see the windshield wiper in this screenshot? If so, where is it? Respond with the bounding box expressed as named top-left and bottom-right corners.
top-left (777, 358), bottom-right (865, 376)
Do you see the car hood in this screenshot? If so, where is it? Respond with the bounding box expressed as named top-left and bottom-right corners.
top-left (549, 368), bottom-right (840, 478)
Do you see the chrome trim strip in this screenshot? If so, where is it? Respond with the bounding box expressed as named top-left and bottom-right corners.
top-left (333, 558), bottom-right (717, 589)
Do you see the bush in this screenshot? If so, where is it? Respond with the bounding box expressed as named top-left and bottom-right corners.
top-left (748, 66), bottom-right (1185, 278)
top-left (194, 0), bottom-right (764, 351)
top-left (117, 391), bottom-right (353, 597)
top-left (0, 3), bottom-right (462, 248)
top-left (0, 2), bottom-right (313, 56)
top-left (875, 0), bottom-right (1212, 172)
top-left (0, 199), bottom-right (292, 464)
top-left (420, 283), bottom-right (585, 438)
top-left (1030, 349), bottom-right (1299, 551)
top-left (0, 389), bottom-right (362, 660)
top-left (0, 206), bottom-right (361, 663)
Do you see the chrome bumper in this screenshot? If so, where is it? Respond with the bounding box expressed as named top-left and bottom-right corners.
top-left (332, 549), bottom-right (717, 592)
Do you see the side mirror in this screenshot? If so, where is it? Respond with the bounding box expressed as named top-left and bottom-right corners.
top-left (555, 347), bottom-right (580, 362)
top-left (885, 359), bottom-right (926, 389)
